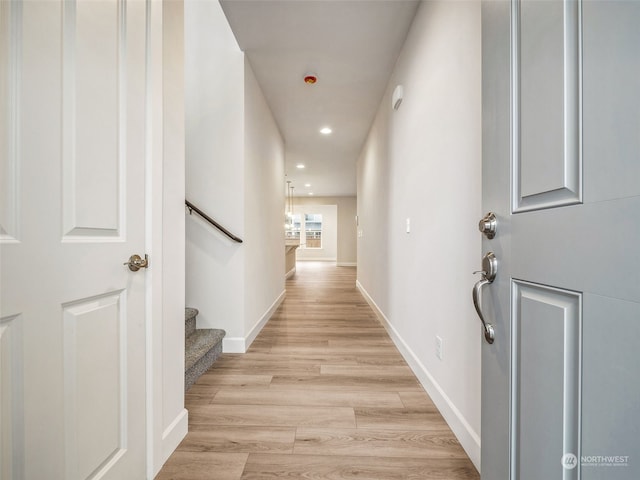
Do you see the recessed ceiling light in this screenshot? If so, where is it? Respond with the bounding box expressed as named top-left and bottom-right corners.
top-left (296, 164), bottom-right (305, 169)
top-left (304, 183), bottom-right (311, 187)
top-left (308, 192), bottom-right (314, 195)
top-left (320, 127), bottom-right (332, 135)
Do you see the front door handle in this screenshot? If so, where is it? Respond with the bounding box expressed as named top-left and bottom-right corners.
top-left (472, 252), bottom-right (497, 344)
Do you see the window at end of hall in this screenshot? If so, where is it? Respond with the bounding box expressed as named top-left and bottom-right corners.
top-left (304, 213), bottom-right (322, 249)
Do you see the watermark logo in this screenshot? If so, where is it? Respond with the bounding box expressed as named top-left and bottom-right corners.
top-left (562, 453), bottom-right (630, 469)
top-left (582, 455), bottom-right (630, 468)
top-left (561, 453), bottom-right (578, 470)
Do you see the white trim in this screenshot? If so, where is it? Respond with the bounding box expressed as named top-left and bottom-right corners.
top-left (285, 266), bottom-right (296, 279)
top-left (336, 262), bottom-right (356, 267)
top-left (222, 289), bottom-right (286, 354)
top-left (149, 0), bottom-right (186, 476)
top-left (246, 289), bottom-right (286, 349)
top-left (296, 258), bottom-right (336, 262)
top-left (159, 408), bottom-right (188, 466)
top-left (356, 280), bottom-right (481, 470)
top-left (144, 0), bottom-right (157, 476)
top-left (222, 337), bottom-right (246, 354)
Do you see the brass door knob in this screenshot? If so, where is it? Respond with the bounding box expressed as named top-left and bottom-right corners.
top-left (124, 254), bottom-right (149, 272)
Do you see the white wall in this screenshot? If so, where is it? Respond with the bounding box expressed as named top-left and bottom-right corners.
top-left (185, 0), bottom-right (285, 353)
top-left (294, 204), bottom-right (337, 262)
top-left (356, 0), bottom-right (482, 469)
top-left (185, 0), bottom-right (245, 339)
top-left (294, 196), bottom-right (357, 266)
top-left (243, 58), bottom-right (286, 346)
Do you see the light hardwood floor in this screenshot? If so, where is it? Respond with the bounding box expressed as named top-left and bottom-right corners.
top-left (156, 262), bottom-right (479, 479)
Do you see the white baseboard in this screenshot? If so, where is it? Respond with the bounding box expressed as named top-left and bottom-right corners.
top-left (222, 337), bottom-right (246, 354)
top-left (296, 258), bottom-right (337, 262)
top-left (285, 266), bottom-right (296, 279)
top-left (222, 290), bottom-right (286, 354)
top-left (245, 289), bottom-right (286, 349)
top-left (155, 408), bottom-right (188, 476)
top-left (356, 280), bottom-right (481, 470)
top-left (336, 262), bottom-right (356, 267)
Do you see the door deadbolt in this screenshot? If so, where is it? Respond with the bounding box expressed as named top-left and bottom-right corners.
top-left (478, 212), bottom-right (497, 239)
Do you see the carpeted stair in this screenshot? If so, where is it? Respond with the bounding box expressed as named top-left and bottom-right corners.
top-left (184, 308), bottom-right (225, 392)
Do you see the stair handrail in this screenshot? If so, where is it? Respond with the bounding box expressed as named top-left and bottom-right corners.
top-left (185, 199), bottom-right (244, 244)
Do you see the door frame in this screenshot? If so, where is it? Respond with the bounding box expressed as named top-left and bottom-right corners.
top-left (146, 0), bottom-right (187, 477)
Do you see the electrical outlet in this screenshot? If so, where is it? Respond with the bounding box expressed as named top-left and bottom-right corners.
top-left (435, 336), bottom-right (443, 360)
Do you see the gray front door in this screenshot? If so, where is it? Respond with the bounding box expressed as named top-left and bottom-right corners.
top-left (480, 1), bottom-right (640, 479)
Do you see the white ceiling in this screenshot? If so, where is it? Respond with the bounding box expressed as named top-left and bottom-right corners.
top-left (219, 0), bottom-right (420, 197)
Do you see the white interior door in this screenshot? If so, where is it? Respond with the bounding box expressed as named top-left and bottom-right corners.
top-left (1, 1), bottom-right (149, 478)
top-left (481, 1), bottom-right (640, 479)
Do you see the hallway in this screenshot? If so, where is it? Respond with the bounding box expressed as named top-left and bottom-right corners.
top-left (157, 262), bottom-right (479, 479)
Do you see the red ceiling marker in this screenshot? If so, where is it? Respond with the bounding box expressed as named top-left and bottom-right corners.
top-left (304, 74), bottom-right (317, 84)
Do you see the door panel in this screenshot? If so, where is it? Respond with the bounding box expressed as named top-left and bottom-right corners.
top-left (519, 0), bottom-right (565, 200)
top-left (514, 0), bottom-right (581, 211)
top-left (63, 291), bottom-right (126, 480)
top-left (63, 1), bottom-right (124, 238)
top-left (0, 0), bottom-right (19, 242)
top-left (512, 282), bottom-right (581, 480)
top-left (0, 1), bottom-right (148, 478)
top-left (0, 314), bottom-right (24, 479)
top-left (482, 0), bottom-right (640, 479)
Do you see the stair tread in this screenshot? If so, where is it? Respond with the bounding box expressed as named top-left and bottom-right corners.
top-left (185, 328), bottom-right (225, 372)
top-left (185, 307), bottom-right (199, 322)
top-left (185, 307), bottom-right (198, 338)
